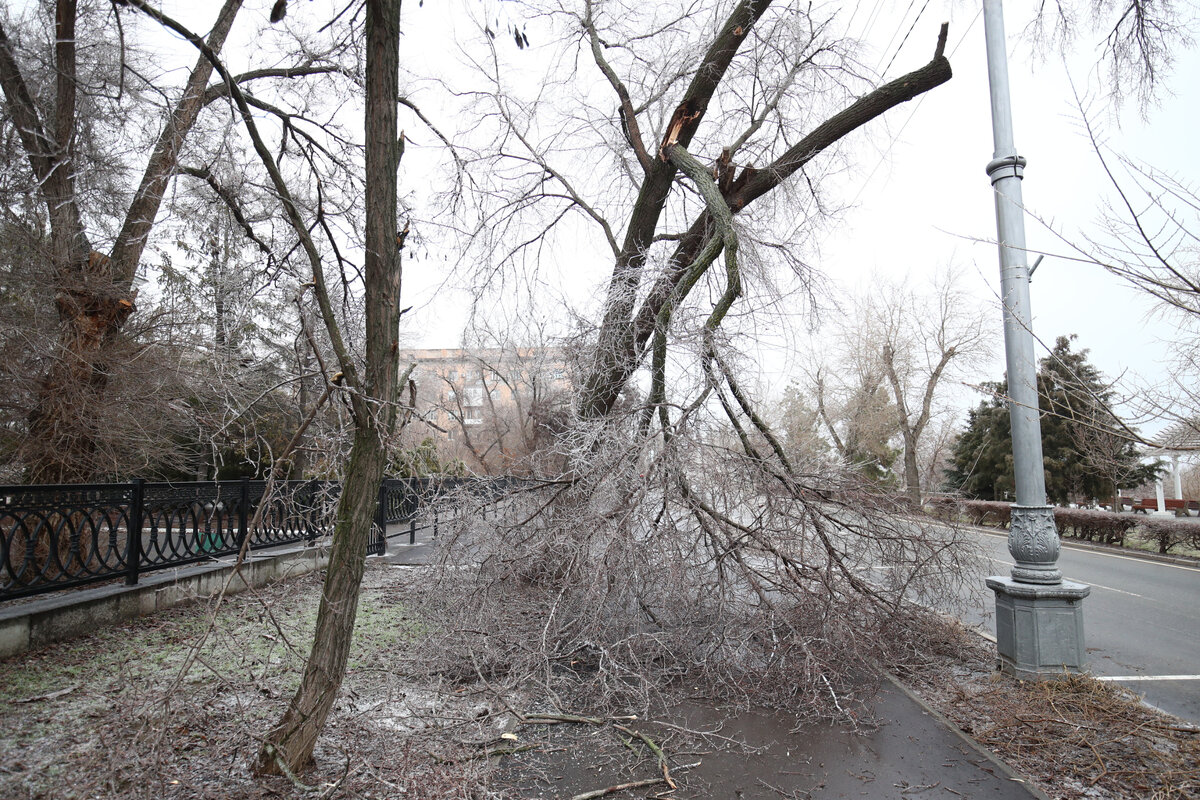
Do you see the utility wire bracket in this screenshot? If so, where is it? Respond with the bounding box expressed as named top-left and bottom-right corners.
top-left (1028, 254), bottom-right (1044, 280)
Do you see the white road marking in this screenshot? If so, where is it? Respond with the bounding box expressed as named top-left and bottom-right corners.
top-left (1095, 675), bottom-right (1200, 682)
top-left (1067, 580), bottom-right (1143, 598)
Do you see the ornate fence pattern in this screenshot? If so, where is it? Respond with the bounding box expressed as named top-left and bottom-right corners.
top-left (1, 476), bottom-right (519, 602)
top-left (0, 478), bottom-right (341, 602)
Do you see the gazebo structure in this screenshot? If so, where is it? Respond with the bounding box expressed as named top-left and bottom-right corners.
top-left (1148, 419), bottom-right (1200, 508)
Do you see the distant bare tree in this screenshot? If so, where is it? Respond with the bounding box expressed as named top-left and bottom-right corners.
top-left (1069, 405), bottom-right (1163, 509)
top-left (432, 340), bottom-right (573, 477)
top-left (809, 355), bottom-right (901, 485)
top-left (875, 273), bottom-right (994, 506)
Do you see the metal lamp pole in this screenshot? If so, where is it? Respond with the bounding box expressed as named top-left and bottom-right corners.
top-left (981, 0), bottom-right (1090, 680)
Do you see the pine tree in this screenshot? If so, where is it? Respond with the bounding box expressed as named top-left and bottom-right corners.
top-left (944, 381), bottom-right (1012, 500)
top-left (946, 336), bottom-right (1159, 504)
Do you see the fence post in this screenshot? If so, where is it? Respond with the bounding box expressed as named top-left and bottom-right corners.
top-left (237, 477), bottom-right (250, 553)
top-left (375, 481), bottom-right (387, 551)
top-left (306, 478), bottom-right (319, 544)
top-left (125, 479), bottom-right (144, 586)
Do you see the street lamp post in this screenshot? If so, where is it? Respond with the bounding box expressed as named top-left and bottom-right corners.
top-left (981, 0), bottom-right (1090, 680)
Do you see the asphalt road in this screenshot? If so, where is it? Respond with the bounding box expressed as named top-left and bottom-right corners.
top-left (961, 529), bottom-right (1200, 724)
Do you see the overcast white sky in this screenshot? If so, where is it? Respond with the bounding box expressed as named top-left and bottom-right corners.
top-left (814, 1), bottom-right (1200, 408)
top-left (385, 0), bottom-right (1198, 427)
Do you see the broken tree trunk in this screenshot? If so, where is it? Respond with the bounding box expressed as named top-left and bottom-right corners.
top-left (578, 24), bottom-right (952, 423)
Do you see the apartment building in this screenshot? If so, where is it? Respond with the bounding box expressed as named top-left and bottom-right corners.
top-left (400, 347), bottom-right (572, 474)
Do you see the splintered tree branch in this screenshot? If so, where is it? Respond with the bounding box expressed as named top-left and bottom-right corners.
top-left (582, 23), bottom-right (954, 421)
top-left (581, 0), bottom-right (773, 419)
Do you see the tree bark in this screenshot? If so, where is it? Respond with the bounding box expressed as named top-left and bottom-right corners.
top-left (578, 0), bottom-right (774, 420)
top-left (256, 426), bottom-right (386, 774)
top-left (883, 333), bottom-right (958, 509)
top-left (256, 0), bottom-right (403, 774)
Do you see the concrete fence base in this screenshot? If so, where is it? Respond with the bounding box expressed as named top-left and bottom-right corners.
top-left (0, 545), bottom-right (330, 659)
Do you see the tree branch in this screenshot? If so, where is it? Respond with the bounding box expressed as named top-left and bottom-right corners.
top-left (122, 0), bottom-right (362, 417)
top-left (176, 164), bottom-right (272, 253)
top-left (599, 24), bottom-right (955, 419)
top-left (582, 0), bottom-right (773, 419)
top-left (583, 0), bottom-right (651, 173)
top-left (109, 0), bottom-right (245, 289)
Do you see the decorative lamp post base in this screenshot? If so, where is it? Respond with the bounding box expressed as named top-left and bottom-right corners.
top-left (986, 576), bottom-right (1091, 680)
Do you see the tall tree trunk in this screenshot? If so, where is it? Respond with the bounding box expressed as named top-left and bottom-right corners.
top-left (0, 0), bottom-right (245, 482)
top-left (257, 0), bottom-right (403, 774)
top-left (256, 425), bottom-right (386, 773)
top-left (900, 429), bottom-right (921, 507)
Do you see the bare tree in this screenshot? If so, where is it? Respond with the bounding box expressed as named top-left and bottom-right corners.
top-left (106, 0), bottom-right (406, 773)
top-left (1027, 0), bottom-right (1192, 109)
top-left (1069, 406), bottom-right (1162, 509)
top-left (0, 0), bottom-right (245, 482)
top-left (875, 274), bottom-right (994, 506)
top-left (252, 0), bottom-right (405, 774)
top-left (0, 0), bottom-right (348, 483)
top-left (809, 354), bottom-right (901, 485)
top-left (421, 339), bottom-right (572, 477)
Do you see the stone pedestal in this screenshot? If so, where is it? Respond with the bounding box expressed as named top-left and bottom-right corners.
top-left (986, 577), bottom-right (1090, 680)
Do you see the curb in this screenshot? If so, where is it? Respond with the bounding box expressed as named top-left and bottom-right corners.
top-left (883, 671), bottom-right (1054, 800)
top-left (1057, 537), bottom-right (1200, 567)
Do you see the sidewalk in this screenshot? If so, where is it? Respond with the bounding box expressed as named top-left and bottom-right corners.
top-left (500, 678), bottom-right (1048, 799)
top-left (386, 528), bottom-right (1047, 800)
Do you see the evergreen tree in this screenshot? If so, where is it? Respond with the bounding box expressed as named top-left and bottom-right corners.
top-left (944, 381), bottom-right (1012, 500)
top-left (946, 336), bottom-right (1160, 504)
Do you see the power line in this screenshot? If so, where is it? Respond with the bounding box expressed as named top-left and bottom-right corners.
top-left (876, 0), bottom-right (919, 74)
top-left (857, 0), bottom-right (889, 44)
top-left (848, 7), bottom-right (982, 211)
top-left (881, 0), bottom-right (932, 79)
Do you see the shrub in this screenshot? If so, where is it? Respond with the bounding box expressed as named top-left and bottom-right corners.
top-left (924, 498), bottom-right (1014, 528)
top-left (963, 500), bottom-right (1011, 528)
top-left (1053, 508), bottom-right (1138, 547)
top-left (924, 495), bottom-right (962, 522)
top-left (1134, 517), bottom-right (1200, 554)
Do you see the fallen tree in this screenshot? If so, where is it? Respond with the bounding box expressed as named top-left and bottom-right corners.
top-left (422, 0), bottom-right (973, 720)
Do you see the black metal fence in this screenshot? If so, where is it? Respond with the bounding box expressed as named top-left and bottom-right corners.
top-left (0, 475), bottom-right (522, 603)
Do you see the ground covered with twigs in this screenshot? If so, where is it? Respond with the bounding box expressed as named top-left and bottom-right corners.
top-left (0, 565), bottom-right (490, 799)
top-left (896, 633), bottom-right (1200, 800)
top-left (1, 559), bottom-right (1197, 799)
